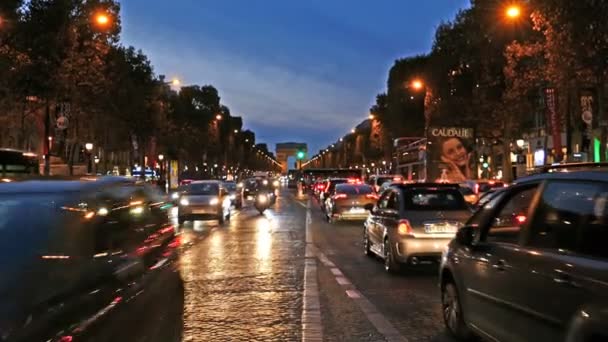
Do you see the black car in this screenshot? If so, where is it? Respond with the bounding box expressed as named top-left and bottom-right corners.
top-left (0, 176), bottom-right (183, 342)
top-left (440, 170), bottom-right (608, 341)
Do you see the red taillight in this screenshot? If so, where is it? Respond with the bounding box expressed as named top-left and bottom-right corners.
top-left (316, 184), bottom-right (325, 190)
top-left (515, 215), bottom-right (526, 224)
top-left (333, 194), bottom-right (347, 200)
top-left (398, 219), bottom-right (413, 235)
top-left (347, 178), bottom-right (361, 184)
top-left (393, 177), bottom-right (403, 182)
top-left (366, 194), bottom-right (379, 200)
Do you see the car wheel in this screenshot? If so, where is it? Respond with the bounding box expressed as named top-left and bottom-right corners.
top-left (442, 282), bottom-right (472, 340)
top-left (383, 238), bottom-right (400, 273)
top-left (363, 230), bottom-right (373, 257)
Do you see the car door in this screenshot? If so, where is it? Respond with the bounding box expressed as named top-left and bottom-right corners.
top-left (367, 190), bottom-right (390, 250)
top-left (461, 184), bottom-right (540, 342)
top-left (518, 180), bottom-right (608, 341)
top-left (381, 190), bottom-right (400, 243)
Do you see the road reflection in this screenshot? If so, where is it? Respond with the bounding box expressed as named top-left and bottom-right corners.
top-left (255, 215), bottom-right (273, 272)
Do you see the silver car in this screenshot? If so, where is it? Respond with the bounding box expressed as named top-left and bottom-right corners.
top-left (364, 183), bottom-right (472, 273)
top-left (177, 181), bottom-right (231, 224)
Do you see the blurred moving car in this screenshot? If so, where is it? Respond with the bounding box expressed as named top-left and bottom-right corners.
top-left (177, 180), bottom-right (231, 224)
top-left (475, 187), bottom-right (503, 208)
top-left (440, 170), bottom-right (608, 341)
top-left (0, 176), bottom-right (183, 342)
top-left (364, 183), bottom-right (472, 273)
top-left (368, 174), bottom-right (404, 193)
top-left (223, 181), bottom-right (243, 209)
top-left (325, 183), bottom-right (378, 222)
top-left (243, 178), bottom-right (259, 199)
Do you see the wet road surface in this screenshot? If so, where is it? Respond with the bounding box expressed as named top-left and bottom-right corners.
top-left (172, 190), bottom-right (456, 341)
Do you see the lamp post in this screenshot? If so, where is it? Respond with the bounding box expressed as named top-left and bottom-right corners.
top-left (94, 156), bottom-right (100, 174)
top-left (85, 143), bottom-right (93, 174)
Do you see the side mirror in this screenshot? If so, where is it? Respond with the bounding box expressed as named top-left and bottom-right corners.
top-left (455, 226), bottom-right (475, 246)
top-left (364, 203), bottom-right (374, 212)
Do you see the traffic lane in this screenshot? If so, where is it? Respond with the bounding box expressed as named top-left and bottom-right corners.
top-left (178, 191), bottom-right (307, 341)
top-left (310, 201), bottom-right (455, 342)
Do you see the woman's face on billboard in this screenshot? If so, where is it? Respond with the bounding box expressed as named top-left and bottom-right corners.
top-left (442, 138), bottom-right (467, 167)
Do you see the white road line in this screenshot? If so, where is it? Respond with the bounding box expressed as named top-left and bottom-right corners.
top-left (302, 198), bottom-right (322, 342)
top-left (317, 251), bottom-right (409, 342)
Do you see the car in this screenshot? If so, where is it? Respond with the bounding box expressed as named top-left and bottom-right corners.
top-left (242, 178), bottom-right (259, 199)
top-left (177, 180), bottom-right (231, 224)
top-left (439, 170), bottom-right (608, 342)
top-left (368, 174), bottom-right (404, 193)
top-left (0, 176), bottom-right (183, 342)
top-left (319, 178), bottom-right (349, 211)
top-left (475, 187), bottom-right (503, 208)
top-left (326, 183), bottom-right (378, 222)
top-left (223, 181), bottom-right (243, 209)
top-left (363, 183), bottom-right (472, 273)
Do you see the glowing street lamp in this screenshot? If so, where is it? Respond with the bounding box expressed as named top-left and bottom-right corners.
top-left (351, 128), bottom-right (356, 134)
top-left (369, 114), bottom-right (375, 120)
top-left (506, 5), bottom-right (522, 19)
top-left (215, 114), bottom-right (222, 120)
top-left (95, 13), bottom-right (111, 27)
top-left (411, 79), bottom-right (424, 91)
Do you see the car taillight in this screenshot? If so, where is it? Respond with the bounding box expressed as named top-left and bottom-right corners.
top-left (333, 194), bottom-right (347, 200)
top-left (398, 219), bottom-right (413, 235)
top-left (515, 215), bottom-right (526, 224)
top-left (366, 194), bottom-right (379, 200)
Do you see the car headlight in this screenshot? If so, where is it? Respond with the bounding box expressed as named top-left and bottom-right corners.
top-left (273, 180), bottom-right (279, 187)
top-left (209, 197), bottom-right (219, 205)
top-left (237, 182), bottom-right (244, 188)
top-left (171, 192), bottom-right (179, 200)
top-left (257, 194), bottom-right (268, 203)
top-left (179, 198), bottom-right (189, 206)
top-left (229, 194), bottom-right (236, 200)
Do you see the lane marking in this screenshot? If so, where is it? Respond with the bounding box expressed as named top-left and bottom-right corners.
top-left (302, 197), bottom-right (322, 342)
top-left (317, 250), bottom-right (409, 342)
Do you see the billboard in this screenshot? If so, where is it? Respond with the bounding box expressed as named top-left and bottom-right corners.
top-left (427, 127), bottom-right (475, 182)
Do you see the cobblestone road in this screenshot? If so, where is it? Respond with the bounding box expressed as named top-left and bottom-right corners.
top-left (171, 190), bottom-right (455, 341)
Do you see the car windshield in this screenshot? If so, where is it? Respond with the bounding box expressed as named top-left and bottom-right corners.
top-left (404, 188), bottom-right (468, 210)
top-left (224, 183), bottom-right (237, 191)
top-left (336, 184), bottom-right (374, 195)
top-left (185, 183), bottom-right (219, 195)
top-left (478, 182), bottom-right (504, 193)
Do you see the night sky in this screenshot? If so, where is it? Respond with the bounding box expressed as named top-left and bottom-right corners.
top-left (120, 0), bottom-right (470, 155)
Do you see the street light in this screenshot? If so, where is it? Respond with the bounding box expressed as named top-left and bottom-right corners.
top-left (369, 114), bottom-right (375, 120)
top-left (411, 79), bottom-right (424, 91)
top-left (506, 5), bottom-right (522, 19)
top-left (158, 154), bottom-right (164, 161)
top-left (234, 129), bottom-right (238, 134)
top-left (94, 13), bottom-right (111, 27)
top-left (351, 128), bottom-right (356, 133)
top-left (85, 143), bottom-right (94, 174)
top-left (215, 114), bottom-right (222, 120)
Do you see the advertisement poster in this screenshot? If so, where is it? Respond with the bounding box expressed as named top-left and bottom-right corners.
top-left (169, 160), bottom-right (179, 190)
top-left (427, 127), bottom-right (475, 182)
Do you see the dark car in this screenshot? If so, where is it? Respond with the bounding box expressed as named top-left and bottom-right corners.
top-left (223, 181), bottom-right (243, 209)
top-left (325, 183), bottom-right (378, 222)
top-left (177, 181), bottom-right (231, 224)
top-left (0, 176), bottom-right (183, 342)
top-left (364, 183), bottom-right (472, 273)
top-left (439, 170), bottom-right (608, 342)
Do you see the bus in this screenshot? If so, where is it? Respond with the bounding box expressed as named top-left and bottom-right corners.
top-left (0, 148), bottom-right (39, 177)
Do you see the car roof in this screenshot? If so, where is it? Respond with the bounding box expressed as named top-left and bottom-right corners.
top-left (514, 170), bottom-right (608, 184)
top-left (0, 176), bottom-right (133, 194)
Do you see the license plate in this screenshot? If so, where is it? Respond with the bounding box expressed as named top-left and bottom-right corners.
top-left (349, 207), bottom-right (365, 213)
top-left (424, 223), bottom-right (457, 234)
top-left (193, 209), bottom-right (208, 214)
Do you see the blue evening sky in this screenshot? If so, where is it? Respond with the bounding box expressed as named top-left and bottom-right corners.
top-left (120, 0), bottom-right (470, 155)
